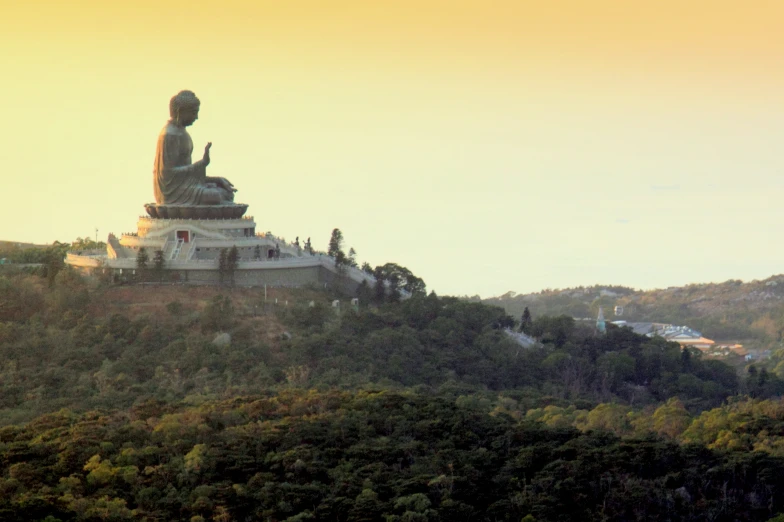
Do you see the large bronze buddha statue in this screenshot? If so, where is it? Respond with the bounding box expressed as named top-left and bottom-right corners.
top-left (146, 91), bottom-right (246, 219)
top-left (153, 90), bottom-right (236, 205)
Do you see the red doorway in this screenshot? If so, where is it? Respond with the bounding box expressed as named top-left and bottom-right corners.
top-left (176, 230), bottom-right (190, 243)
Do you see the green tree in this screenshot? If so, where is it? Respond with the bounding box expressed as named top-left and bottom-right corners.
top-left (218, 248), bottom-right (228, 284)
top-left (375, 262), bottom-right (426, 296)
top-left (227, 246), bottom-right (239, 286)
top-left (135, 247), bottom-right (149, 282)
top-left (597, 351), bottom-right (635, 395)
top-left (334, 250), bottom-right (348, 275)
top-left (680, 345), bottom-right (693, 371)
top-left (327, 228), bottom-right (344, 258)
top-left (529, 315), bottom-right (575, 348)
top-left (327, 229), bottom-right (350, 275)
top-left (520, 306), bottom-right (532, 333)
top-left (373, 266), bottom-right (386, 304)
top-left (71, 236), bottom-right (106, 252)
top-left (651, 397), bottom-right (691, 438)
top-left (582, 403), bottom-right (632, 435)
top-left (356, 280), bottom-right (372, 305)
top-left (152, 250), bottom-right (165, 282)
top-left (45, 242), bottom-right (68, 287)
top-left (348, 489), bottom-right (385, 521)
top-left (387, 273), bottom-right (401, 303)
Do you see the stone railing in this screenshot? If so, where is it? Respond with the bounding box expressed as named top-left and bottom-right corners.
top-left (119, 234), bottom-right (166, 250)
top-left (138, 216), bottom-right (255, 226)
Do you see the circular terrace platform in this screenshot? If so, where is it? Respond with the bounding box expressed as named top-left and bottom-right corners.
top-left (144, 203), bottom-right (248, 220)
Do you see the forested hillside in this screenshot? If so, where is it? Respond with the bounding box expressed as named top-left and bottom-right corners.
top-left (6, 392), bottom-right (784, 522)
top-left (3, 263), bottom-right (784, 520)
top-left (482, 278), bottom-right (784, 348)
top-left (0, 268), bottom-right (753, 425)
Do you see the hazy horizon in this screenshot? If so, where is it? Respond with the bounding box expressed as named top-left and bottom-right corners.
top-left (2, 0), bottom-right (782, 297)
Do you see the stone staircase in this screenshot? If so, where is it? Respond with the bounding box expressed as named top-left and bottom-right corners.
top-left (107, 234), bottom-right (130, 259)
top-left (169, 239), bottom-right (184, 260)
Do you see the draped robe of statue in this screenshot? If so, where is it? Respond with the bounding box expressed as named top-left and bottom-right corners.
top-left (153, 121), bottom-right (233, 205)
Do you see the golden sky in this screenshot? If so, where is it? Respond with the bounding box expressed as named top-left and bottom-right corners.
top-left (1, 1), bottom-right (783, 296)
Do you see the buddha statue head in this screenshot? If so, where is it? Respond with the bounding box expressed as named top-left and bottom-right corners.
top-left (169, 90), bottom-right (201, 127)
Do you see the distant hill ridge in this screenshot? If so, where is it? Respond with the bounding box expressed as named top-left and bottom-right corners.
top-left (0, 240), bottom-right (48, 250)
top-left (482, 276), bottom-right (784, 348)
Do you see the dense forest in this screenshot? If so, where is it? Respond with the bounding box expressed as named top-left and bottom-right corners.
top-left (3, 249), bottom-right (784, 520)
top-left (7, 392), bottom-right (784, 522)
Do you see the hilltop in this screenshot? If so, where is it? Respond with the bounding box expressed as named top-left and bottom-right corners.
top-left (0, 240), bottom-right (47, 250)
top-left (0, 266), bottom-right (757, 423)
top-left (482, 276), bottom-right (784, 350)
top-left (0, 240), bottom-right (50, 262)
